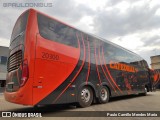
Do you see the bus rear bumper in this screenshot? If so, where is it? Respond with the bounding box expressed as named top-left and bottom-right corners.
top-left (4, 90), bottom-right (32, 106)
top-left (4, 77), bottom-right (33, 106)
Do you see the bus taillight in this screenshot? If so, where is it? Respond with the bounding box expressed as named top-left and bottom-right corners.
top-left (20, 59), bottom-right (29, 87)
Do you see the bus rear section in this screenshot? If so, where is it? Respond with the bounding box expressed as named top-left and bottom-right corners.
top-left (4, 9), bottom-right (81, 106)
top-left (32, 13), bottom-right (80, 105)
top-left (4, 10), bottom-right (33, 105)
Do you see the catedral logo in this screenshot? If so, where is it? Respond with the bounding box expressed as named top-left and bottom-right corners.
top-left (109, 61), bottom-right (137, 73)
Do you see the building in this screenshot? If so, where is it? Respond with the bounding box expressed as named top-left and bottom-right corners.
top-left (150, 55), bottom-right (160, 70)
top-left (0, 46), bottom-right (9, 87)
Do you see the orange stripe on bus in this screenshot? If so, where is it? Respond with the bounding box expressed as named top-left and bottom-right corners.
top-left (102, 46), bottom-right (123, 94)
top-left (94, 42), bottom-right (102, 85)
top-left (53, 33), bottom-right (86, 103)
top-left (86, 36), bottom-right (90, 85)
top-left (98, 46), bottom-right (118, 94)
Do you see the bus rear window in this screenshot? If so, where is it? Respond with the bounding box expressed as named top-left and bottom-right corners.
top-left (37, 13), bottom-right (78, 48)
top-left (11, 11), bottom-right (29, 41)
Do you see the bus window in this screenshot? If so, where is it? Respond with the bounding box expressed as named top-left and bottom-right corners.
top-left (37, 13), bottom-right (78, 48)
top-left (11, 11), bottom-right (29, 42)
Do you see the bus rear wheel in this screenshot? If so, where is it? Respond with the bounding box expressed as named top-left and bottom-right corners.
top-left (78, 86), bottom-right (93, 108)
top-left (98, 86), bottom-right (109, 104)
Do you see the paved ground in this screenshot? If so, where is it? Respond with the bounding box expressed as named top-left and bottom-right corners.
top-left (0, 89), bottom-right (160, 120)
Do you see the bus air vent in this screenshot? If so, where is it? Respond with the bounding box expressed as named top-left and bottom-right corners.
top-left (7, 50), bottom-right (22, 72)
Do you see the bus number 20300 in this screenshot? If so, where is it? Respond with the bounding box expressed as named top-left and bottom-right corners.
top-left (42, 52), bottom-right (59, 61)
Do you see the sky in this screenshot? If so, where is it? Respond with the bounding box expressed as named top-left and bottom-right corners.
top-left (0, 0), bottom-right (160, 67)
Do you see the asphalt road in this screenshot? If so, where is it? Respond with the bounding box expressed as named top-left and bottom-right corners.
top-left (0, 90), bottom-right (160, 120)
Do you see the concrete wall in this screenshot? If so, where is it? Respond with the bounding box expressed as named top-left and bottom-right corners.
top-left (0, 46), bottom-right (9, 56)
top-left (0, 46), bottom-right (9, 87)
top-left (0, 46), bottom-right (9, 80)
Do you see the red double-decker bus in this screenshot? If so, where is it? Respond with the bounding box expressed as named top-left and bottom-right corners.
top-left (4, 9), bottom-right (152, 107)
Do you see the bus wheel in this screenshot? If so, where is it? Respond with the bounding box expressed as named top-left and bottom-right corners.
top-left (78, 86), bottom-right (93, 108)
top-left (98, 86), bottom-right (109, 104)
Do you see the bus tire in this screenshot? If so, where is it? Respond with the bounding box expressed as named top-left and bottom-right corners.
top-left (98, 86), bottom-right (109, 104)
top-left (78, 86), bottom-right (93, 108)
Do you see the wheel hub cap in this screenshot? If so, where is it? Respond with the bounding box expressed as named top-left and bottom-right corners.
top-left (81, 88), bottom-right (90, 103)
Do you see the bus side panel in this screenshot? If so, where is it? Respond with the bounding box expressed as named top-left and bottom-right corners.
top-left (25, 9), bottom-right (39, 105)
top-left (32, 35), bottom-right (80, 105)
